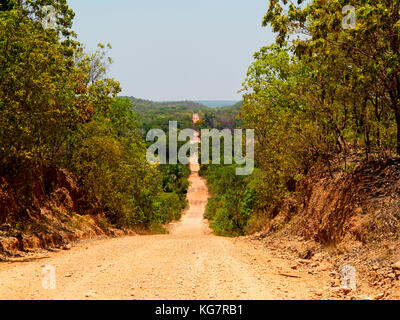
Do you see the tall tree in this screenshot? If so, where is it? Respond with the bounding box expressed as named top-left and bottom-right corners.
top-left (264, 0), bottom-right (400, 154)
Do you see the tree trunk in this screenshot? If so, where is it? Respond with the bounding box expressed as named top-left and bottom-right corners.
top-left (389, 89), bottom-right (400, 155)
top-left (365, 125), bottom-right (371, 157)
top-left (396, 111), bottom-right (400, 155)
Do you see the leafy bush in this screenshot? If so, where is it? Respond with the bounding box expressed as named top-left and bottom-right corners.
top-left (152, 192), bottom-right (185, 224)
top-left (201, 164), bottom-right (255, 236)
top-left (0, 3), bottom-right (186, 232)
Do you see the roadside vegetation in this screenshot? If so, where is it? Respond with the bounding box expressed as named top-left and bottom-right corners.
top-left (202, 1), bottom-right (400, 239)
top-left (0, 0), bottom-right (187, 232)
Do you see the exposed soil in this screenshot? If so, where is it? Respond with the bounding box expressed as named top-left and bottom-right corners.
top-left (254, 154), bottom-right (400, 300)
top-left (0, 165), bottom-right (131, 258)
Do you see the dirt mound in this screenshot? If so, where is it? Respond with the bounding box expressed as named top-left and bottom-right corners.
top-left (0, 166), bottom-right (81, 224)
top-left (0, 165), bottom-right (131, 258)
top-left (266, 156), bottom-right (400, 246)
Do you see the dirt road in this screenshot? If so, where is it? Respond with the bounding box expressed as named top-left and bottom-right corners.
top-left (0, 118), bottom-right (331, 300)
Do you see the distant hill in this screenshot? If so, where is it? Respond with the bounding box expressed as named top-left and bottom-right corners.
top-left (120, 96), bottom-right (243, 133)
top-left (121, 97), bottom-right (241, 112)
top-left (194, 100), bottom-right (240, 108)
top-left (220, 101), bottom-right (243, 110)
top-left (122, 97), bottom-right (207, 113)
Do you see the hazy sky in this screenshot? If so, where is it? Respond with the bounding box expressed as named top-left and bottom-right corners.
top-left (68, 0), bottom-right (275, 101)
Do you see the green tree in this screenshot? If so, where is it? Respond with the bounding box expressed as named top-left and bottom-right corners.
top-left (264, 0), bottom-right (400, 154)
top-left (0, 7), bottom-right (79, 169)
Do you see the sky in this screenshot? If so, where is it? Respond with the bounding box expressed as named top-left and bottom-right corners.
top-left (68, 0), bottom-right (275, 101)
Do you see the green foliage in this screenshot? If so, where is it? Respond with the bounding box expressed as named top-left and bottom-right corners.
top-left (199, 103), bottom-right (242, 131)
top-left (152, 192), bottom-right (184, 224)
top-left (239, 45), bottom-right (327, 219)
top-left (128, 96), bottom-right (241, 135)
top-left (136, 104), bottom-right (194, 133)
top-left (1, 0), bottom-right (76, 39)
top-left (130, 99), bottom-right (194, 224)
top-left (263, 0), bottom-right (400, 154)
top-left (159, 164), bottom-right (189, 202)
top-left (229, 1), bottom-right (400, 237)
top-left (0, 7), bottom-right (79, 167)
top-left (69, 108), bottom-right (161, 227)
top-left (201, 164), bottom-right (255, 236)
top-left (0, 3), bottom-right (185, 232)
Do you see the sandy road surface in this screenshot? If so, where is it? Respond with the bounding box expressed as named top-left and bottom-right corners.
top-left (0, 117), bottom-right (330, 300)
